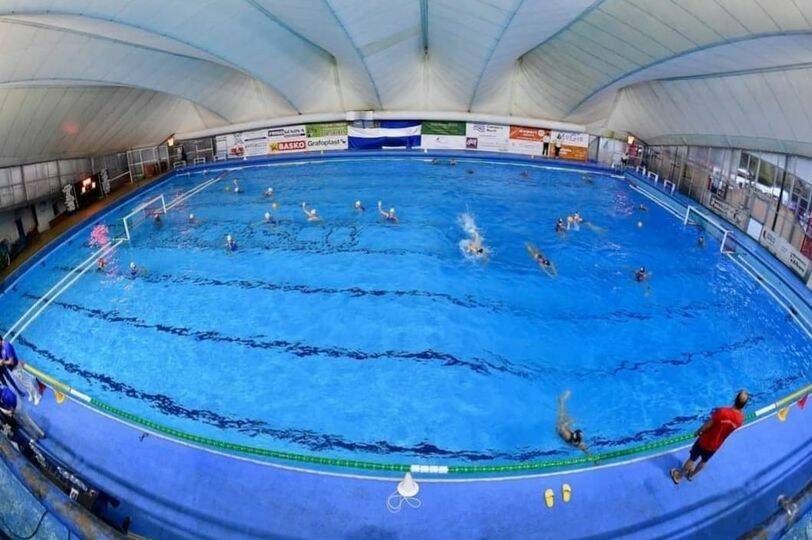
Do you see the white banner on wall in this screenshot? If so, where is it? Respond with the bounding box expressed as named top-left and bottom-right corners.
top-left (422, 135), bottom-right (466, 150)
top-left (267, 125), bottom-right (307, 153)
top-left (465, 123), bottom-right (510, 152)
top-left (761, 228), bottom-right (810, 277)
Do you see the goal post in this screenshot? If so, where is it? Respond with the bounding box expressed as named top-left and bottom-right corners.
top-left (120, 194), bottom-right (167, 241)
top-left (683, 205), bottom-right (736, 253)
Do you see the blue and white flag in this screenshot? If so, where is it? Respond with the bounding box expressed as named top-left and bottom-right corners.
top-left (348, 120), bottom-right (421, 149)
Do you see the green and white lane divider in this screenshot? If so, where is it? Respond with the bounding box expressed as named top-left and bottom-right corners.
top-left (21, 363), bottom-right (811, 477)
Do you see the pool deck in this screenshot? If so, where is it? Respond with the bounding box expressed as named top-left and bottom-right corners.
top-left (2, 152), bottom-right (811, 538)
top-left (23, 392), bottom-right (812, 539)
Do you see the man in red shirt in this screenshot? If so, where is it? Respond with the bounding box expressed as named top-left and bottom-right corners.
top-left (671, 390), bottom-right (748, 484)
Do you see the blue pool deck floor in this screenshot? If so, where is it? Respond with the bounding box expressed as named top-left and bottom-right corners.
top-left (20, 391), bottom-right (811, 539)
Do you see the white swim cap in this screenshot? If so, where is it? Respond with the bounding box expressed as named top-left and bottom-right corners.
top-left (390, 208), bottom-right (395, 214)
top-left (129, 262), bottom-right (136, 270)
top-left (227, 234), bottom-right (233, 242)
top-left (310, 209), bottom-right (317, 216)
top-left (267, 187), bottom-right (273, 193)
top-left (264, 212), bottom-right (271, 221)
top-left (189, 213), bottom-right (195, 220)
top-left (355, 200), bottom-right (361, 207)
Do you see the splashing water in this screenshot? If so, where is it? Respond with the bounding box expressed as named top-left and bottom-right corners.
top-left (89, 224), bottom-right (110, 248)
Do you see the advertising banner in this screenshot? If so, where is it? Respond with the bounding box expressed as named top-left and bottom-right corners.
top-left (267, 125), bottom-right (307, 153)
top-left (216, 133), bottom-right (245, 159)
top-left (465, 123), bottom-right (510, 152)
top-left (305, 122), bottom-right (348, 151)
top-left (508, 126), bottom-right (550, 155)
top-left (761, 228), bottom-right (810, 277)
top-left (550, 131), bottom-right (589, 160)
top-left (422, 121), bottom-right (466, 150)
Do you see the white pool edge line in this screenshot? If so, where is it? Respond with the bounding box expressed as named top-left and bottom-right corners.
top-left (727, 253), bottom-right (812, 341)
top-left (35, 382), bottom-right (793, 484)
top-left (3, 243), bottom-right (114, 340)
top-left (0, 171), bottom-right (179, 295)
top-left (9, 240), bottom-right (123, 343)
top-left (4, 171), bottom-right (224, 341)
top-left (627, 176), bottom-right (812, 339)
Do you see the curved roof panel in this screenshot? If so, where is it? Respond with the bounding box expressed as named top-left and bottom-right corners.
top-left (0, 0), bottom-right (811, 161)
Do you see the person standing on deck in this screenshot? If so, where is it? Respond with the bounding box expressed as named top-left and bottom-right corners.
top-left (0, 335), bottom-right (40, 405)
top-left (670, 390), bottom-right (748, 484)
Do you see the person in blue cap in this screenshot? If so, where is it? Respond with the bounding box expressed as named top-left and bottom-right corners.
top-left (0, 386), bottom-right (44, 439)
top-left (0, 335), bottom-right (41, 405)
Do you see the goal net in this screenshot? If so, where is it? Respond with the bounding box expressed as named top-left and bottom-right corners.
top-left (683, 205), bottom-right (736, 253)
top-left (120, 194), bottom-right (167, 241)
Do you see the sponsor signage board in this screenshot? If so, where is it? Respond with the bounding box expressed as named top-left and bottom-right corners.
top-left (422, 121), bottom-right (466, 150)
top-left (306, 122), bottom-right (348, 151)
top-left (761, 228), bottom-right (811, 277)
top-left (465, 123), bottom-right (510, 152)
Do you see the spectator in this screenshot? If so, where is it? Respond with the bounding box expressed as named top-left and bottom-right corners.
top-left (0, 335), bottom-right (41, 405)
top-left (670, 390), bottom-right (748, 484)
top-left (0, 386), bottom-right (44, 440)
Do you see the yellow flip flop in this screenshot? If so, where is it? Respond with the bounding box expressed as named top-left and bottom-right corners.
top-left (562, 483), bottom-right (572, 503)
top-left (544, 488), bottom-right (554, 508)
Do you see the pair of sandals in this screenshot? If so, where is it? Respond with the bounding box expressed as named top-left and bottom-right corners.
top-left (544, 483), bottom-right (572, 508)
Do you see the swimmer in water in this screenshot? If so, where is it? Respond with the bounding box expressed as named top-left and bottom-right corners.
top-left (449, 159), bottom-right (457, 166)
top-left (635, 266), bottom-right (648, 282)
top-left (557, 390), bottom-right (587, 453)
top-left (638, 203), bottom-right (649, 212)
top-left (377, 201), bottom-right (398, 223)
top-left (301, 202), bottom-right (321, 222)
top-left (263, 211), bottom-right (273, 224)
top-left (97, 258), bottom-right (107, 272)
top-left (567, 215), bottom-right (578, 231)
top-left (520, 170), bottom-right (529, 178)
top-left (188, 213), bottom-right (196, 223)
top-left (555, 218), bottom-right (566, 233)
top-left (526, 243), bottom-right (557, 276)
top-left (225, 234), bottom-right (237, 252)
top-left (264, 187), bottom-right (274, 198)
top-left (459, 213), bottom-right (487, 260)
top-left (582, 173), bottom-right (593, 184)
top-left (232, 179), bottom-right (241, 194)
top-left (129, 262), bottom-right (138, 277)
top-left (698, 235), bottom-right (705, 248)
top-left (466, 236), bottom-right (486, 257)
top-left (354, 200), bottom-right (365, 212)
top-left (467, 169), bottom-right (474, 175)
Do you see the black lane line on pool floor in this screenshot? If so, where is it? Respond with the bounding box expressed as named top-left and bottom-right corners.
top-left (21, 293), bottom-right (541, 380)
top-left (10, 332), bottom-right (566, 462)
top-left (9, 331), bottom-right (752, 462)
top-left (20, 288), bottom-right (777, 384)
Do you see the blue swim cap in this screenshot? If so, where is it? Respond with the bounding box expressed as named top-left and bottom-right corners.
top-left (0, 387), bottom-right (17, 411)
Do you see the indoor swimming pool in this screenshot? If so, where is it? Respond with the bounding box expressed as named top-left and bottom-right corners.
top-left (2, 157), bottom-right (810, 466)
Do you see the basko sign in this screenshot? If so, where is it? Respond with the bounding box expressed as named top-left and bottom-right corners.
top-left (267, 125), bottom-right (306, 153)
top-left (761, 228), bottom-right (811, 278)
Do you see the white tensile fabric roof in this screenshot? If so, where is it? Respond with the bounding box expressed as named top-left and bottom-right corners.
top-left (1, 0), bottom-right (812, 165)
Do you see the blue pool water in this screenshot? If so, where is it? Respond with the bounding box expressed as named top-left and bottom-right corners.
top-left (1, 157), bottom-right (810, 465)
